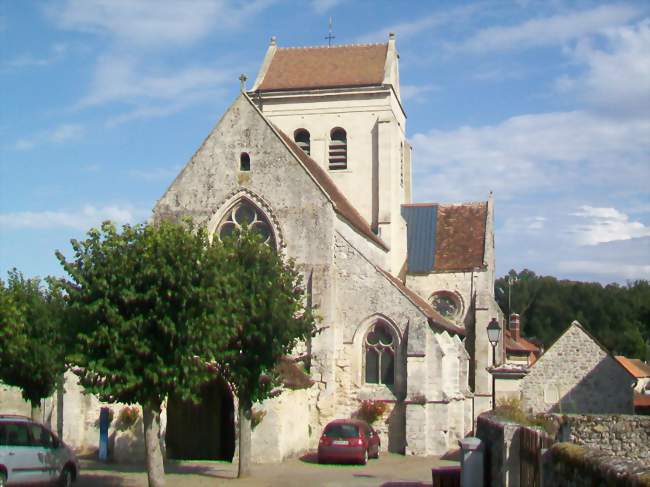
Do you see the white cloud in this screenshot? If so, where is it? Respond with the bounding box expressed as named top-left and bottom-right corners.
top-left (14, 123), bottom-right (85, 151)
top-left (312, 0), bottom-right (345, 15)
top-left (452, 4), bottom-right (642, 53)
top-left (0, 205), bottom-right (148, 230)
top-left (357, 4), bottom-right (479, 43)
top-left (410, 111), bottom-right (650, 202)
top-left (555, 236), bottom-right (650, 281)
top-left (400, 84), bottom-right (439, 102)
top-left (47, 0), bottom-right (274, 48)
top-left (2, 43), bottom-right (68, 70)
top-left (569, 205), bottom-right (650, 245)
top-left (557, 18), bottom-right (650, 117)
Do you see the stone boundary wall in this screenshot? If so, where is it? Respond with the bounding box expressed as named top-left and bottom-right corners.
top-left (551, 414), bottom-right (650, 465)
top-left (544, 443), bottom-right (650, 487)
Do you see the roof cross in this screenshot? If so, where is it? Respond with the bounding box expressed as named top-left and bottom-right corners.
top-left (325, 17), bottom-right (335, 47)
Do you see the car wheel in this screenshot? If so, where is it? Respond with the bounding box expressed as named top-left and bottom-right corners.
top-left (361, 448), bottom-right (368, 465)
top-left (59, 467), bottom-right (73, 487)
top-left (0, 471), bottom-right (6, 487)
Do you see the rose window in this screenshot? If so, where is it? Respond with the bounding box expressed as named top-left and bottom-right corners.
top-left (217, 201), bottom-right (275, 247)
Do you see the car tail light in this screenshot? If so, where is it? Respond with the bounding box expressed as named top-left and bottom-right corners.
top-left (319, 437), bottom-right (332, 446)
top-left (349, 438), bottom-right (363, 446)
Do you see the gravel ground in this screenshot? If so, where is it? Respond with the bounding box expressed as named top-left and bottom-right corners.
top-left (75, 451), bottom-right (459, 487)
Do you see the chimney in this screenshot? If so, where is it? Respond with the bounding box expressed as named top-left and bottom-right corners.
top-left (509, 313), bottom-right (521, 341)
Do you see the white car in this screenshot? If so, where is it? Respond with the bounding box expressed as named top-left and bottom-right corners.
top-left (0, 415), bottom-right (79, 486)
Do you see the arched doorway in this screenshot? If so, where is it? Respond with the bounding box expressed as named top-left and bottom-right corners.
top-left (166, 376), bottom-right (235, 461)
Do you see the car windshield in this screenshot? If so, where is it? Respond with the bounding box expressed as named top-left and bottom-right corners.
top-left (324, 423), bottom-right (359, 438)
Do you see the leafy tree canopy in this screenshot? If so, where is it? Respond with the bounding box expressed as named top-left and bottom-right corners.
top-left (496, 270), bottom-right (650, 360)
top-left (0, 270), bottom-right (65, 406)
top-left (56, 220), bottom-right (238, 409)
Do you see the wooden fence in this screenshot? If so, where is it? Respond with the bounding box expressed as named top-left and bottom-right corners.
top-left (520, 426), bottom-right (555, 487)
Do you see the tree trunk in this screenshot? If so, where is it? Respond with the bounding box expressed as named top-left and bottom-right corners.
top-left (237, 400), bottom-right (252, 478)
top-left (30, 401), bottom-right (41, 422)
top-left (142, 403), bottom-right (166, 487)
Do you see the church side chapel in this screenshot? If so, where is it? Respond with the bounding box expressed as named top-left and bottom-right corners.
top-left (152, 33), bottom-right (505, 461)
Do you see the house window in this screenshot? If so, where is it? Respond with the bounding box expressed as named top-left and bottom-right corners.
top-left (217, 200), bottom-right (275, 247)
top-left (294, 129), bottom-right (310, 156)
top-left (329, 128), bottom-right (347, 170)
top-left (364, 322), bottom-right (395, 385)
top-left (240, 152), bottom-right (250, 171)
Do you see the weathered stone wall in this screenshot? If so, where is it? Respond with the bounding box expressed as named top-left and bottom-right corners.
top-left (476, 414), bottom-right (528, 487)
top-left (521, 322), bottom-right (635, 414)
top-left (251, 388), bottom-right (314, 463)
top-left (555, 414), bottom-right (650, 465)
top-left (544, 442), bottom-right (650, 487)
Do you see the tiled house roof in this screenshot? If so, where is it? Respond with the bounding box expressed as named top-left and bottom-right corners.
top-left (401, 203), bottom-right (488, 272)
top-left (257, 44), bottom-right (388, 91)
top-left (616, 356), bottom-right (650, 378)
top-left (505, 330), bottom-right (541, 354)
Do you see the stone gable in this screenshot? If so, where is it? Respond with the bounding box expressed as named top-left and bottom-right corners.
top-left (520, 321), bottom-right (634, 414)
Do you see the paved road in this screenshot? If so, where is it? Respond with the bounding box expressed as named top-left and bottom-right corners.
top-left (75, 451), bottom-right (459, 486)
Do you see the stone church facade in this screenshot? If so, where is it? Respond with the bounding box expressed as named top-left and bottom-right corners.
top-left (1, 34), bottom-right (504, 462)
top-left (152, 34), bottom-right (504, 459)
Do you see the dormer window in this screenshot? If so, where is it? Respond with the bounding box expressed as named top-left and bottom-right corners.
top-left (240, 152), bottom-right (250, 171)
top-left (294, 129), bottom-right (310, 156)
top-left (329, 128), bottom-right (347, 170)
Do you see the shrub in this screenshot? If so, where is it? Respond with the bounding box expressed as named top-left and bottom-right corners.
top-left (494, 397), bottom-right (557, 435)
top-left (355, 400), bottom-right (388, 425)
top-left (115, 406), bottom-right (140, 431)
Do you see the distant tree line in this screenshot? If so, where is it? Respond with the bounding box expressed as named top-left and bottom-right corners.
top-left (495, 269), bottom-right (650, 361)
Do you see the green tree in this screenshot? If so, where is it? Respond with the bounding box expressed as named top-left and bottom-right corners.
top-left (0, 270), bottom-right (65, 416)
top-left (216, 229), bottom-right (316, 478)
top-left (495, 270), bottom-right (650, 359)
top-left (57, 221), bottom-right (238, 487)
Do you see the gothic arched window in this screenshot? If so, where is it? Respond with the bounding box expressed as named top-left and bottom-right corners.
top-left (329, 128), bottom-right (347, 170)
top-left (217, 200), bottom-right (275, 247)
top-left (364, 322), bottom-right (395, 385)
top-left (294, 129), bottom-right (310, 156)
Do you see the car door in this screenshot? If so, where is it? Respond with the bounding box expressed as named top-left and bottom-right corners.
top-left (0, 422), bottom-right (44, 485)
top-left (29, 423), bottom-right (61, 483)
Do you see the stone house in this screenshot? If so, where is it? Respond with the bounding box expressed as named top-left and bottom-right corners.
top-left (520, 321), bottom-right (636, 414)
top-left (615, 356), bottom-right (650, 414)
top-left (1, 34), bottom-right (505, 462)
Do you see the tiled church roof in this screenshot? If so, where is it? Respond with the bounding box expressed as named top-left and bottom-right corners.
top-left (401, 203), bottom-right (488, 273)
top-left (378, 268), bottom-right (465, 336)
top-left (257, 44), bottom-right (388, 91)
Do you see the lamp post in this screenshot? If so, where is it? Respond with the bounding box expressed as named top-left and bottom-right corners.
top-left (487, 317), bottom-right (501, 410)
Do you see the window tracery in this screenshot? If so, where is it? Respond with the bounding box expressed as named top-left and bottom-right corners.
top-left (364, 322), bottom-right (395, 385)
top-left (217, 200), bottom-right (275, 247)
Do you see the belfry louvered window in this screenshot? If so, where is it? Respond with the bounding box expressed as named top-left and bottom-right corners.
top-left (294, 129), bottom-right (310, 156)
top-left (364, 322), bottom-right (395, 385)
top-left (328, 128), bottom-right (347, 170)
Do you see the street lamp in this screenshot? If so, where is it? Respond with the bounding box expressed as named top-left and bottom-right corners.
top-left (487, 317), bottom-right (501, 410)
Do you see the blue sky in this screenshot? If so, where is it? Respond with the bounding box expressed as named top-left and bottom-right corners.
top-left (1, 0), bottom-right (649, 284)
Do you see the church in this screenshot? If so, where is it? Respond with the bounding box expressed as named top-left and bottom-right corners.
top-left (152, 33), bottom-right (504, 461)
top-left (0, 33), bottom-right (506, 463)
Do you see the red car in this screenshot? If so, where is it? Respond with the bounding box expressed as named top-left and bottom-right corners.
top-left (317, 419), bottom-right (380, 465)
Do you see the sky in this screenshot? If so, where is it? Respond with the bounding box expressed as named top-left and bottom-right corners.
top-left (1, 0), bottom-right (649, 284)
